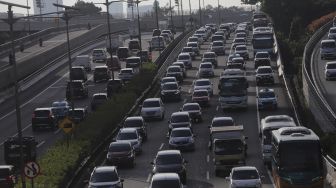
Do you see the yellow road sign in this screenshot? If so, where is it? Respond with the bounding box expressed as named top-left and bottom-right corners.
top-left (59, 117), bottom-right (75, 134)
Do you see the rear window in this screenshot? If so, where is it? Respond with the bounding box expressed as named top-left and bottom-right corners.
top-left (124, 119), bottom-right (143, 128)
top-left (178, 55), bottom-right (190, 60)
top-left (168, 67), bottom-right (181, 72)
top-left (171, 114), bottom-right (189, 122)
top-left (259, 91), bottom-right (275, 98)
top-left (162, 78), bottom-right (176, 83)
top-left (92, 50), bottom-right (104, 55)
top-left (322, 41), bottom-right (336, 48)
top-left (257, 68), bottom-right (272, 74)
top-left (232, 170), bottom-right (259, 180)
top-left (195, 80), bottom-right (211, 86)
top-left (213, 41), bottom-right (223, 46)
top-left (200, 64), bottom-right (212, 68)
top-left (203, 53), bottom-right (215, 58)
top-left (236, 46), bottom-right (247, 51)
top-left (182, 48), bottom-right (192, 52)
top-left (93, 95), bottom-right (107, 100)
top-left (189, 37), bottom-right (198, 42)
top-left (171, 129), bottom-right (192, 137)
top-left (90, 171), bottom-right (119, 183)
top-left (95, 68), bottom-right (107, 72)
top-left (109, 143), bottom-right (131, 152)
top-left (163, 83), bottom-right (178, 90)
top-left (182, 104), bottom-right (200, 111)
top-left (187, 43), bottom-right (197, 47)
top-left (235, 38), bottom-right (246, 43)
top-left (327, 63), bottom-right (336, 69)
top-left (121, 69), bottom-right (132, 74)
top-left (212, 119), bottom-right (234, 127)
top-left (126, 58), bottom-right (140, 63)
top-left (143, 101), bottom-right (160, 107)
top-left (193, 90), bottom-right (208, 97)
top-left (34, 110), bottom-right (50, 117)
top-left (256, 53), bottom-right (269, 59)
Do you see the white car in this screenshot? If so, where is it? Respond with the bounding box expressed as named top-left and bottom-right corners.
top-left (235, 45), bottom-right (249, 60)
top-left (161, 29), bottom-right (174, 40)
top-left (254, 51), bottom-right (271, 61)
top-left (193, 34), bottom-right (204, 44)
top-left (187, 42), bottom-right (200, 55)
top-left (91, 48), bottom-right (108, 62)
top-left (325, 61), bottom-right (336, 80)
top-left (328, 27), bottom-right (336, 40)
top-left (256, 66), bottom-right (274, 85)
top-left (228, 166), bottom-right (262, 188)
top-left (188, 36), bottom-right (199, 44)
top-left (232, 38), bottom-right (247, 49)
top-left (320, 39), bottom-right (336, 60)
top-left (199, 62), bottom-right (214, 78)
top-left (88, 166), bottom-right (123, 188)
top-left (118, 68), bottom-right (135, 82)
top-left (160, 77), bottom-right (177, 88)
top-left (221, 69), bottom-right (244, 77)
top-left (140, 98), bottom-right (165, 120)
top-left (73, 55), bottom-right (91, 71)
top-left (115, 128), bottom-right (142, 153)
top-left (193, 79), bottom-right (213, 96)
top-left (177, 53), bottom-right (192, 69)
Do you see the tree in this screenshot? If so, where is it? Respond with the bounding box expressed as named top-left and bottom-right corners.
top-left (74, 1), bottom-right (101, 15)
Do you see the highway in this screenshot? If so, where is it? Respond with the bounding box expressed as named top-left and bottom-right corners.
top-left (76, 28), bottom-right (297, 188)
top-left (311, 32), bottom-right (336, 114)
top-left (0, 32), bottom-right (159, 164)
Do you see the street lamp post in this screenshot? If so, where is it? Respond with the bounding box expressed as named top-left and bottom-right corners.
top-left (217, 0), bottom-right (220, 25)
top-left (26, 0), bottom-right (30, 34)
top-left (188, 0), bottom-right (192, 27)
top-left (198, 0), bottom-right (202, 26)
top-left (53, 3), bottom-right (80, 111)
top-left (169, 0), bottom-right (174, 30)
top-left (135, 0), bottom-right (143, 68)
top-left (155, 0), bottom-right (159, 29)
top-left (0, 2), bottom-right (30, 188)
top-left (180, 0), bottom-right (184, 31)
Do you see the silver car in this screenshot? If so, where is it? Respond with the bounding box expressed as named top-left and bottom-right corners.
top-left (199, 62), bottom-right (214, 78)
top-left (115, 128), bottom-right (142, 154)
top-left (325, 61), bottom-right (336, 80)
top-left (168, 127), bottom-right (195, 151)
top-left (320, 39), bottom-right (336, 60)
top-left (228, 166), bottom-right (262, 188)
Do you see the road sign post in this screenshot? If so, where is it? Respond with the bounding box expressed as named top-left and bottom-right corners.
top-left (24, 161), bottom-right (40, 188)
top-left (59, 117), bottom-right (75, 148)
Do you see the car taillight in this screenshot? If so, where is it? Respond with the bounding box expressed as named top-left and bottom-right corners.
top-left (6, 175), bottom-right (15, 183)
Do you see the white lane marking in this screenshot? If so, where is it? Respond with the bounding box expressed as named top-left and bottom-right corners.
top-left (188, 88), bottom-right (191, 94)
top-left (195, 71), bottom-right (199, 77)
top-left (216, 105), bottom-right (219, 112)
top-left (159, 143), bottom-right (164, 150)
top-left (183, 99), bottom-right (187, 103)
top-left (146, 173), bottom-right (152, 182)
top-left (206, 171), bottom-right (210, 180)
top-left (37, 140), bottom-right (45, 148)
top-left (207, 155), bottom-right (210, 163)
top-left (54, 128), bottom-right (61, 135)
top-left (267, 169), bottom-right (276, 187)
top-left (0, 72), bottom-right (69, 122)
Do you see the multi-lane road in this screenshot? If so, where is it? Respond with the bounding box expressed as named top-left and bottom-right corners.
top-left (75, 28), bottom-right (297, 187)
top-left (0, 32), bottom-right (159, 163)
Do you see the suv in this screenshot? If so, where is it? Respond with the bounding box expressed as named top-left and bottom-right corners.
top-left (254, 58), bottom-right (271, 69)
top-left (106, 142), bottom-right (135, 167)
top-left (93, 66), bottom-right (111, 83)
top-left (32, 108), bottom-right (57, 131)
top-left (140, 98), bottom-right (165, 120)
top-left (160, 82), bottom-right (181, 102)
top-left (193, 79), bottom-right (213, 96)
top-left (115, 128), bottom-right (142, 154)
top-left (70, 66), bottom-right (87, 82)
top-left (209, 117), bottom-right (235, 129)
top-left (181, 103), bottom-right (202, 123)
top-left (107, 79), bottom-right (124, 98)
top-left (199, 62), bottom-right (214, 78)
top-left (124, 116), bottom-right (147, 141)
top-left (256, 66), bottom-right (274, 85)
top-left (128, 39), bottom-right (140, 52)
top-left (325, 61), bottom-right (336, 80)
top-left (51, 101), bottom-right (70, 120)
top-left (66, 80), bottom-right (88, 99)
top-left (168, 112), bottom-right (192, 135)
top-left (152, 29), bottom-right (161, 36)
top-left (192, 90), bottom-right (210, 106)
top-left (118, 68), bottom-right (135, 82)
top-left (92, 48), bottom-right (108, 62)
top-left (151, 150), bottom-right (188, 184)
top-left (172, 62), bottom-right (187, 78)
top-left (228, 166), bottom-right (262, 188)
top-left (177, 53), bottom-right (192, 69)
top-left (202, 52), bottom-right (218, 67)
top-left (161, 29), bottom-right (174, 40)
top-left (257, 88), bottom-right (277, 110)
top-left (73, 55), bottom-right (91, 71)
top-left (211, 41), bottom-right (225, 55)
top-left (166, 66), bottom-right (183, 83)
top-left (320, 39), bottom-right (336, 60)
top-left (232, 38), bottom-right (247, 49)
top-left (117, 47), bottom-right (130, 60)
top-left (0, 165), bottom-right (16, 188)
top-left (126, 57), bottom-right (141, 68)
top-left (106, 55), bottom-right (121, 70)
top-left (91, 93), bottom-right (108, 111)
top-left (89, 166), bottom-right (124, 188)
top-left (169, 127), bottom-right (195, 151)
top-left (160, 77), bottom-right (177, 89)
top-left (149, 173), bottom-right (183, 188)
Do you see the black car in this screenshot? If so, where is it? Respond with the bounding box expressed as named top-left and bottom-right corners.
top-left (68, 107), bottom-right (88, 124)
top-left (117, 47), bottom-right (130, 60)
top-left (93, 66), bottom-right (111, 83)
top-left (107, 79), bottom-right (124, 98)
top-left (0, 165), bottom-right (16, 188)
top-left (160, 82), bottom-right (181, 102)
top-left (123, 116), bottom-right (148, 141)
top-left (31, 108), bottom-right (57, 131)
top-left (128, 39), bottom-right (140, 51)
top-left (70, 66), bottom-right (87, 82)
top-left (91, 93), bottom-right (108, 111)
top-left (151, 150), bottom-right (188, 184)
top-left (106, 142), bottom-right (135, 167)
top-left (66, 80), bottom-right (89, 99)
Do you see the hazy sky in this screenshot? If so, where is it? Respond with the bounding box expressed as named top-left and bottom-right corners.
top-left (0, 0), bottom-right (243, 15)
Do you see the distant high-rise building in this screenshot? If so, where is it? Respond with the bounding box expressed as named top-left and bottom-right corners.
top-left (33, 0), bottom-right (64, 16)
top-left (109, 2), bottom-right (126, 18)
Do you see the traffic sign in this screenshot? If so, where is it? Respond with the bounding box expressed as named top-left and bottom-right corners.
top-left (59, 117), bottom-right (75, 134)
top-left (24, 161), bottom-right (40, 179)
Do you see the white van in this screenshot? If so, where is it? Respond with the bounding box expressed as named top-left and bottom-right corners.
top-left (151, 36), bottom-right (166, 51)
top-left (73, 55), bottom-right (91, 71)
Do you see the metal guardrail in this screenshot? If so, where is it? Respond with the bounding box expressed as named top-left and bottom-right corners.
top-left (65, 29), bottom-right (193, 188)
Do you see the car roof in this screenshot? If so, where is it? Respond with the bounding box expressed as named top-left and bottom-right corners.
top-left (200, 62), bottom-right (213, 65)
top-left (93, 93), bottom-right (107, 96)
top-left (168, 65), bottom-right (181, 69)
top-left (236, 44), bottom-right (247, 48)
top-left (203, 51), bottom-right (215, 55)
top-left (94, 65), bottom-right (108, 69)
top-left (125, 116), bottom-right (143, 121)
top-left (212, 116), bottom-right (233, 121)
top-left (151, 173), bottom-right (180, 181)
top-left (259, 88), bottom-right (274, 93)
top-left (232, 166), bottom-right (258, 172)
top-left (72, 66), bottom-right (85, 69)
top-left (321, 39), bottom-right (335, 43)
top-left (35, 107), bottom-right (52, 111)
top-left (144, 98), bottom-right (161, 102)
top-left (94, 166), bottom-right (117, 173)
top-left (171, 127), bottom-right (192, 132)
top-left (157, 149), bottom-right (181, 156)
top-left (179, 52), bottom-right (190, 56)
top-left (183, 103), bottom-right (200, 107)
top-left (109, 141), bottom-right (131, 147)
top-left (119, 127), bottom-right (138, 133)
top-left (171, 111), bottom-right (189, 116)
top-left (162, 77), bottom-right (176, 80)
top-left (0, 165), bottom-right (14, 170)
top-left (326, 61), bottom-right (336, 65)
top-left (121, 68), bottom-right (133, 71)
top-left (195, 78), bottom-right (210, 82)
top-left (257, 66), bottom-right (272, 69)
top-left (126, 57), bottom-right (141, 60)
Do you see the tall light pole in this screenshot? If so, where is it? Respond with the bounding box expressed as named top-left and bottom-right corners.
top-left (169, 0), bottom-right (174, 30)
top-left (188, 0), bottom-right (192, 27)
top-left (135, 0), bottom-right (146, 68)
top-left (155, 0), bottom-right (159, 29)
top-left (0, 2), bottom-right (30, 188)
top-left (53, 3), bottom-right (80, 110)
top-left (95, 0), bottom-right (124, 80)
top-left (217, 0), bottom-right (220, 25)
top-left (180, 0), bottom-right (184, 31)
top-left (198, 0), bottom-right (202, 26)
top-left (26, 0), bottom-right (30, 34)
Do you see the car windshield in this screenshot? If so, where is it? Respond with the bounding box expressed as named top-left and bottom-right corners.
top-left (257, 68), bottom-right (272, 74)
top-left (189, 38), bottom-right (198, 42)
top-left (171, 129), bottom-right (192, 137)
top-left (195, 80), bottom-right (210, 86)
top-left (212, 36), bottom-right (223, 40)
top-left (121, 69), bottom-right (132, 74)
top-left (182, 48), bottom-right (192, 52)
top-left (322, 42), bottom-right (336, 48)
top-left (212, 119), bottom-right (234, 127)
top-left (126, 58), bottom-right (140, 63)
top-left (93, 50), bottom-right (104, 55)
top-left (168, 67), bottom-right (181, 72)
top-left (214, 139), bottom-right (244, 155)
top-left (171, 115), bottom-right (189, 123)
top-left (124, 119), bottom-right (142, 127)
top-left (90, 171), bottom-right (119, 183)
top-left (93, 95), bottom-right (107, 100)
top-left (162, 78), bottom-right (176, 83)
top-left (235, 39), bottom-right (245, 43)
top-left (236, 46), bottom-right (247, 51)
top-left (151, 179), bottom-right (180, 188)
top-left (204, 53), bottom-right (215, 58)
top-left (256, 53), bottom-right (269, 58)
top-left (156, 154), bottom-right (182, 165)
top-left (95, 68), bottom-right (107, 73)
top-left (259, 91), bottom-right (275, 98)
top-left (117, 132), bottom-right (137, 140)
top-left (237, 33), bottom-right (246, 37)
top-left (266, 117), bottom-right (291, 123)
top-left (193, 91), bottom-right (208, 97)
top-left (109, 143), bottom-right (131, 152)
top-left (163, 83), bottom-right (178, 90)
top-left (213, 42), bottom-right (223, 46)
top-left (200, 64), bottom-right (212, 68)
top-left (183, 104), bottom-right (200, 111)
top-left (232, 170), bottom-right (259, 180)
top-left (327, 63), bottom-right (336, 69)
top-left (178, 55), bottom-right (189, 60)
top-left (143, 101), bottom-right (160, 107)
top-left (188, 43), bottom-right (197, 47)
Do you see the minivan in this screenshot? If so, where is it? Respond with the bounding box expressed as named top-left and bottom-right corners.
top-left (73, 55), bottom-right (91, 71)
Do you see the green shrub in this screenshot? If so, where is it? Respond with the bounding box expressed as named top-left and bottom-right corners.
top-left (16, 63), bottom-right (157, 187)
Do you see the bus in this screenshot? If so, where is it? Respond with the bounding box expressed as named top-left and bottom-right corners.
top-left (252, 29), bottom-right (275, 57)
top-left (218, 75), bottom-right (249, 110)
top-left (271, 127), bottom-right (324, 188)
